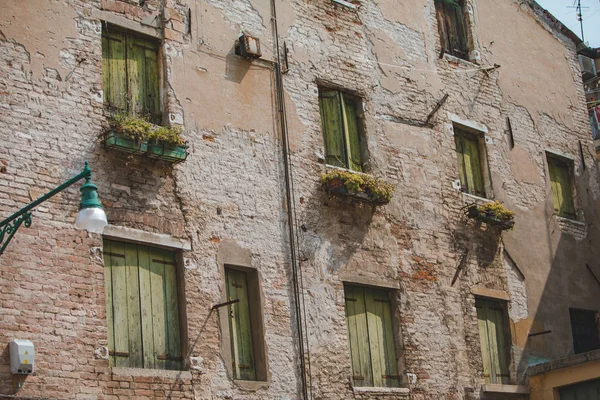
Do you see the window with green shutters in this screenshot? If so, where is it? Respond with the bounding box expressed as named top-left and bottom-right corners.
top-left (547, 154), bottom-right (576, 218)
top-left (344, 285), bottom-right (400, 388)
top-left (434, 0), bottom-right (469, 60)
top-left (319, 89), bottom-right (364, 171)
top-left (103, 240), bottom-right (182, 370)
top-left (454, 128), bottom-right (486, 197)
top-left (475, 297), bottom-right (510, 385)
top-left (225, 268), bottom-right (257, 381)
top-left (102, 24), bottom-right (161, 123)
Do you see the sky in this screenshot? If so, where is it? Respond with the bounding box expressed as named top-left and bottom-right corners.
top-left (536, 0), bottom-right (600, 47)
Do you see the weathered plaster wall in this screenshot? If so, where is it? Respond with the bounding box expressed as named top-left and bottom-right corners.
top-left (0, 0), bottom-right (599, 399)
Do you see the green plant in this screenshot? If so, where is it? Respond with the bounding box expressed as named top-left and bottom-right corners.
top-left (149, 125), bottom-right (185, 147)
top-left (108, 114), bottom-right (185, 146)
top-left (320, 170), bottom-right (394, 204)
top-left (109, 114), bottom-right (153, 141)
top-left (477, 201), bottom-right (514, 221)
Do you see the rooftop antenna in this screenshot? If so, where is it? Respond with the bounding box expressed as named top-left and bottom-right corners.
top-left (567, 0), bottom-right (589, 42)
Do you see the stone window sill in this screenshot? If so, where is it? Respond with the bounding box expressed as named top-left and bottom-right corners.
top-left (111, 367), bottom-right (192, 380)
top-left (555, 215), bottom-right (585, 226)
top-left (442, 53), bottom-right (479, 68)
top-left (352, 386), bottom-right (410, 396)
top-left (233, 380), bottom-right (269, 391)
top-left (461, 191), bottom-right (492, 204)
top-left (332, 0), bottom-right (357, 9)
top-left (482, 384), bottom-right (529, 394)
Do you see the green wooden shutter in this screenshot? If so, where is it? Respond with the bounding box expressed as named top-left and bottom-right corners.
top-left (548, 158), bottom-right (575, 217)
top-left (365, 288), bottom-right (399, 388)
top-left (344, 286), bottom-right (398, 388)
top-left (319, 90), bottom-right (346, 168)
top-left (102, 30), bottom-right (127, 112)
top-left (476, 298), bottom-right (509, 384)
top-left (455, 131), bottom-right (484, 196)
top-left (344, 286), bottom-right (373, 387)
top-left (104, 241), bottom-right (181, 370)
top-left (127, 36), bottom-right (160, 121)
top-left (226, 268), bottom-right (256, 381)
top-left (342, 95), bottom-right (363, 172)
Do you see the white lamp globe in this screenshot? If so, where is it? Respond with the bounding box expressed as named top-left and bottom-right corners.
top-left (76, 207), bottom-right (108, 233)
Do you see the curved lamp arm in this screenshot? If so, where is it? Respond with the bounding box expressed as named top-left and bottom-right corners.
top-left (0, 162), bottom-right (103, 256)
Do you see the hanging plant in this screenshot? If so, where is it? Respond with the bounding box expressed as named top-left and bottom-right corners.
top-left (465, 201), bottom-right (515, 230)
top-left (320, 170), bottom-right (393, 205)
top-left (105, 114), bottom-right (188, 162)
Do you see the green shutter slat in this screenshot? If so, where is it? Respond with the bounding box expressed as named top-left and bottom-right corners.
top-left (548, 158), bottom-right (575, 217)
top-left (144, 47), bottom-right (160, 123)
top-left (150, 247), bottom-right (167, 370)
top-left (319, 90), bottom-right (346, 168)
top-left (110, 241), bottom-right (130, 367)
top-left (344, 286), bottom-right (373, 387)
top-left (455, 133), bottom-right (467, 192)
top-left (365, 288), bottom-right (399, 388)
top-left (342, 95), bottom-right (363, 172)
top-left (164, 249), bottom-right (182, 371)
top-left (455, 130), bottom-right (484, 196)
top-left (137, 245), bottom-right (155, 369)
top-left (103, 241), bottom-right (116, 367)
top-left (476, 298), bottom-right (509, 384)
top-left (102, 31), bottom-right (127, 112)
top-left (124, 243), bottom-right (143, 368)
top-left (226, 269), bottom-right (256, 380)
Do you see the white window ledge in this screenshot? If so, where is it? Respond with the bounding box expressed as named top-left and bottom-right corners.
top-left (555, 216), bottom-right (585, 226)
top-left (103, 225), bottom-right (192, 251)
top-left (482, 384), bottom-right (529, 394)
top-left (332, 0), bottom-right (357, 9)
top-left (352, 387), bottom-right (410, 395)
top-left (461, 192), bottom-right (492, 204)
top-left (111, 367), bottom-right (192, 380)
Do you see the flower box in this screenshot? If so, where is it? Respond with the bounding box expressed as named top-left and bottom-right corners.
top-left (321, 171), bottom-right (393, 206)
top-left (104, 131), bottom-right (148, 155)
top-left (466, 203), bottom-right (515, 230)
top-left (147, 141), bottom-right (189, 163)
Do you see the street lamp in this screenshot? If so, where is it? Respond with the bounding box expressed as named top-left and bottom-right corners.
top-left (0, 162), bottom-right (107, 256)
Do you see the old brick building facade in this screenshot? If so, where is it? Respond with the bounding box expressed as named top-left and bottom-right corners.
top-left (1, 0), bottom-right (599, 399)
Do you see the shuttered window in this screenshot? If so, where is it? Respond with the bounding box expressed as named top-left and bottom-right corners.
top-left (225, 268), bottom-right (257, 381)
top-left (454, 128), bottom-right (485, 197)
top-left (434, 0), bottom-right (469, 59)
top-left (344, 285), bottom-right (399, 388)
top-left (547, 155), bottom-right (576, 218)
top-left (102, 25), bottom-right (160, 123)
top-left (319, 89), bottom-right (364, 171)
top-left (103, 240), bottom-right (182, 370)
top-left (476, 298), bottom-right (510, 384)
top-left (570, 308), bottom-right (600, 354)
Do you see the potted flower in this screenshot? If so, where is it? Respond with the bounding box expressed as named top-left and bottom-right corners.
top-left (320, 170), bottom-right (393, 205)
top-left (105, 114), bottom-right (152, 154)
top-left (466, 201), bottom-right (515, 230)
top-left (147, 125), bottom-right (188, 163)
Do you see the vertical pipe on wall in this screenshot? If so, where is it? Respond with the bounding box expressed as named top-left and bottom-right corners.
top-left (270, 0), bottom-right (312, 398)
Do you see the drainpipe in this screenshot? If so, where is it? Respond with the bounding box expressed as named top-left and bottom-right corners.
top-left (270, 0), bottom-right (311, 398)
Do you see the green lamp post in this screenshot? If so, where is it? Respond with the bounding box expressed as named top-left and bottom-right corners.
top-left (0, 162), bottom-right (107, 256)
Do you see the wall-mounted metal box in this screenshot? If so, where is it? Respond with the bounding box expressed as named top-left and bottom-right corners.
top-left (237, 33), bottom-right (262, 59)
top-left (9, 339), bottom-right (34, 374)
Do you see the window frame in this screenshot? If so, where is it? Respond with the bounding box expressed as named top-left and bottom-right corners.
top-left (434, 0), bottom-right (471, 60)
top-left (101, 22), bottom-right (162, 124)
top-left (475, 297), bottom-right (511, 385)
top-left (545, 152), bottom-right (577, 219)
top-left (220, 265), bottom-right (269, 383)
top-left (318, 87), bottom-right (367, 172)
top-left (103, 239), bottom-right (186, 371)
top-left (569, 308), bottom-right (600, 354)
top-left (343, 284), bottom-right (402, 388)
top-left (453, 125), bottom-right (491, 198)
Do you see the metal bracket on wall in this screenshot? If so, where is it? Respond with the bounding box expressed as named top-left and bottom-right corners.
top-left (211, 299), bottom-right (239, 310)
top-left (451, 249), bottom-right (469, 286)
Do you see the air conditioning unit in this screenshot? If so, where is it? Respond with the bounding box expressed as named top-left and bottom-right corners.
top-left (580, 55), bottom-right (597, 80)
top-left (236, 33), bottom-right (262, 59)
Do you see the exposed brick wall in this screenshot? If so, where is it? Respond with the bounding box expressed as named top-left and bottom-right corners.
top-left (1, 0), bottom-right (599, 399)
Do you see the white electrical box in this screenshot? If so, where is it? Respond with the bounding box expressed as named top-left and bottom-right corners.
top-left (9, 339), bottom-right (34, 374)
